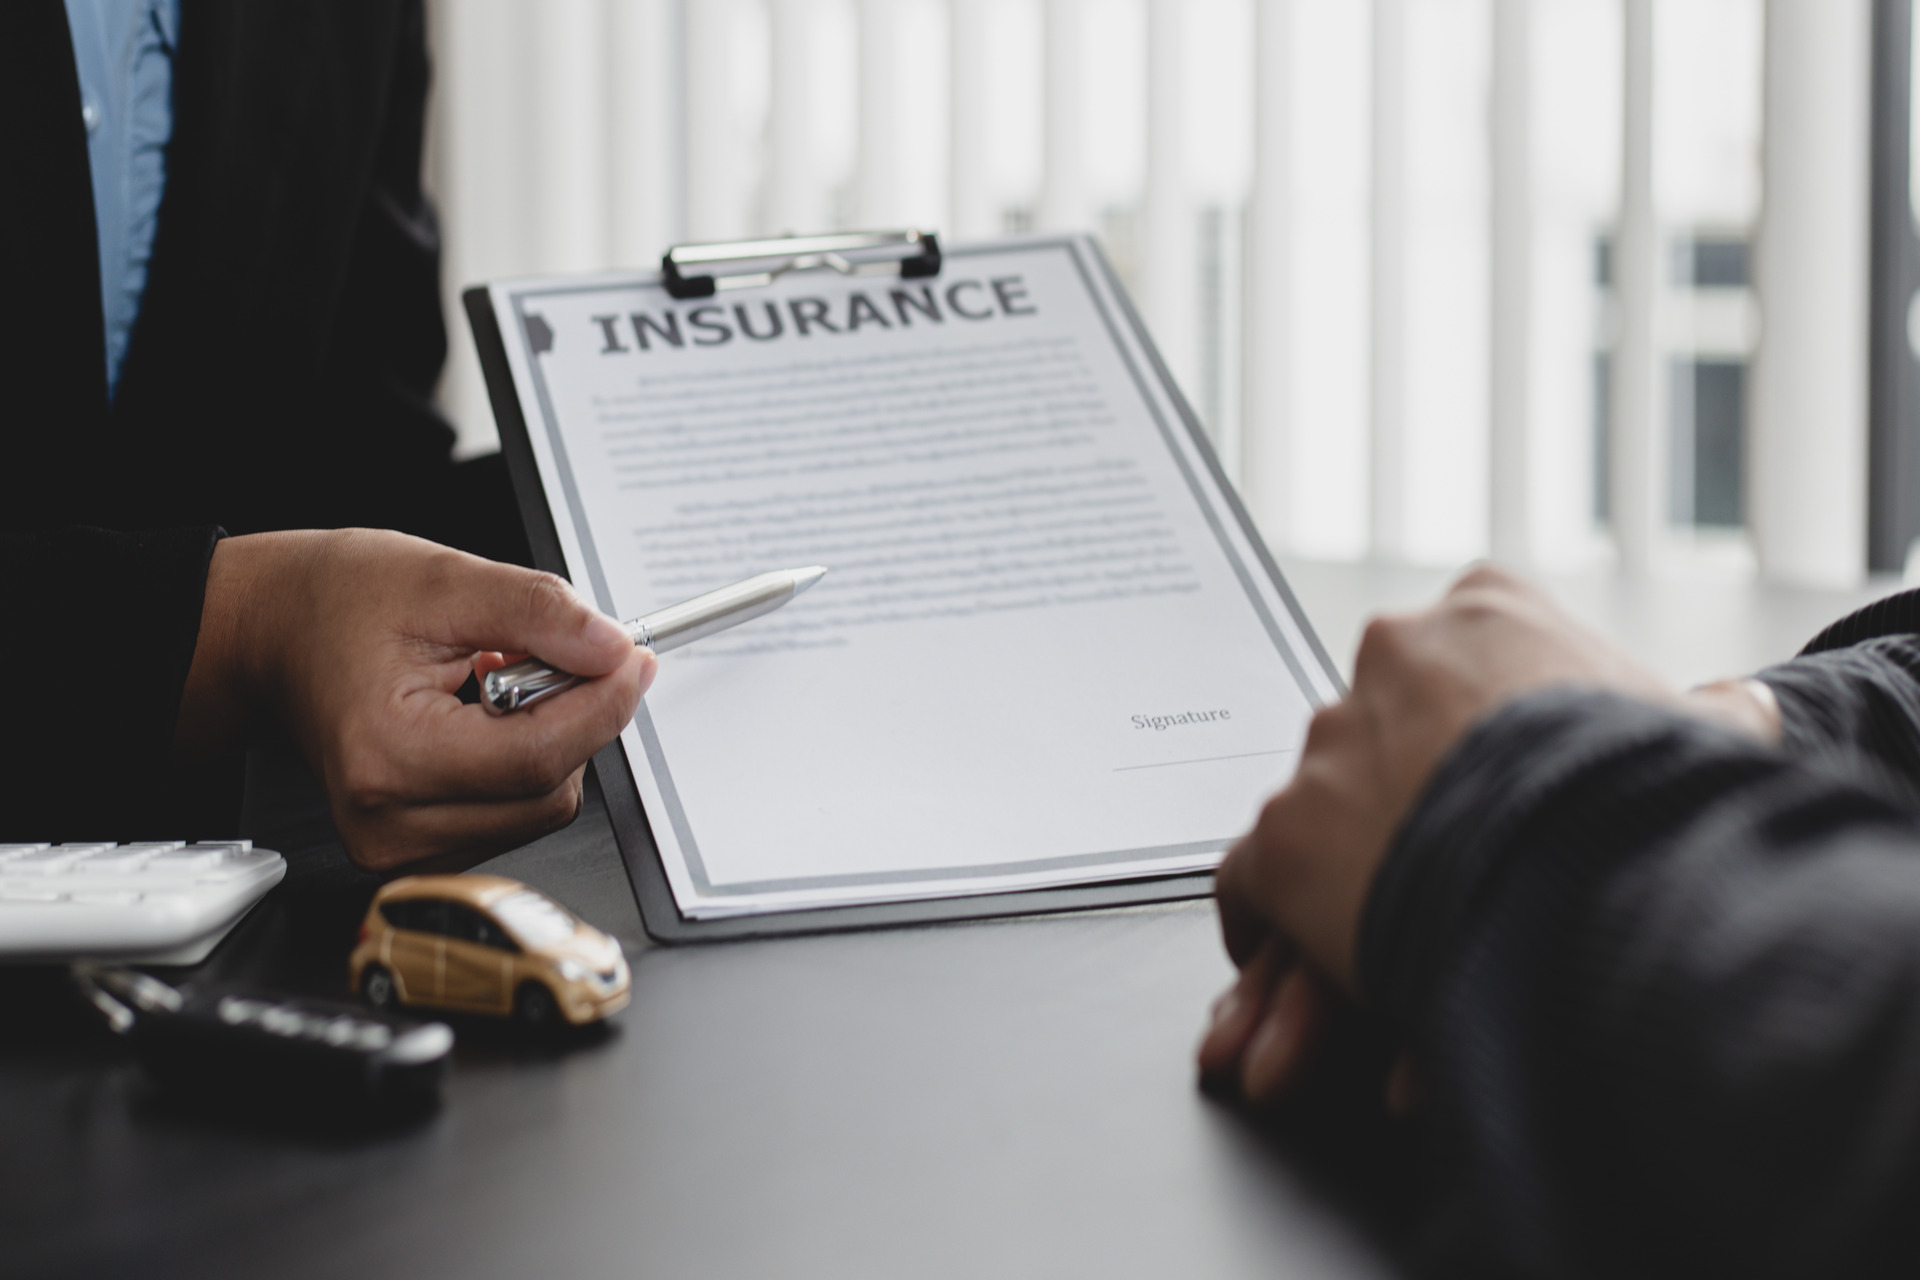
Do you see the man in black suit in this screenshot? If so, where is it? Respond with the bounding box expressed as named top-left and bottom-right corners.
top-left (0, 1), bottom-right (632, 866)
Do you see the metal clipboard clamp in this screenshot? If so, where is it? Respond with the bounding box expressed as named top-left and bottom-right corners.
top-left (660, 229), bottom-right (943, 300)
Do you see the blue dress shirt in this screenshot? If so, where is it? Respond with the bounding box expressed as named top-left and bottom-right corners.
top-left (63, 0), bottom-right (181, 399)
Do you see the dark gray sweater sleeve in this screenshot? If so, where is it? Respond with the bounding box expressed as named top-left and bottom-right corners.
top-left (1359, 688), bottom-right (1920, 1278)
top-left (1758, 637), bottom-right (1920, 808)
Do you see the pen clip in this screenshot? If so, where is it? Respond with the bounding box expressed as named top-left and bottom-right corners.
top-left (480, 660), bottom-right (580, 715)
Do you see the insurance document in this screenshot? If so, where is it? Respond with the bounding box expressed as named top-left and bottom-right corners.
top-left (482, 235), bottom-right (1340, 919)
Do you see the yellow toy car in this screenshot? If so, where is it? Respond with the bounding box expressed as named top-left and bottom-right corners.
top-left (349, 875), bottom-right (630, 1028)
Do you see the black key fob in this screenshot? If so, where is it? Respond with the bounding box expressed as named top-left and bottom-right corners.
top-left (131, 986), bottom-right (453, 1115)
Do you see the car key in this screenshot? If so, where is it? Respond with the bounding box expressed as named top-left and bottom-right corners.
top-left (74, 965), bottom-right (454, 1114)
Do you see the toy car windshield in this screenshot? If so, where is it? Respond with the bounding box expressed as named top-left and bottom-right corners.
top-left (490, 890), bottom-right (578, 949)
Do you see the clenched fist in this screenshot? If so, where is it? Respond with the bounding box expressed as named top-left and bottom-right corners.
top-left (1197, 565), bottom-right (1779, 1107)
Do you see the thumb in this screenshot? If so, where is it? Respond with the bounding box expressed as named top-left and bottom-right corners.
top-left (435, 561), bottom-right (633, 678)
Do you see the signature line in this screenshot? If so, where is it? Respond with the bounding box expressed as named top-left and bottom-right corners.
top-left (1113, 748), bottom-right (1299, 773)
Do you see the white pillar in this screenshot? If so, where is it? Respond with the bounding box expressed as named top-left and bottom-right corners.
top-left (527, 0), bottom-right (612, 271)
top-left (608, 0), bottom-right (682, 265)
top-left (1369, 0), bottom-right (1407, 560)
top-left (1748, 0), bottom-right (1871, 587)
top-left (1039, 0), bottom-right (1090, 232)
top-left (1488, 0), bottom-right (1530, 565)
top-left (854, 0), bottom-right (900, 227)
top-left (1144, 0), bottom-right (1199, 405)
top-left (428, 0), bottom-right (541, 455)
top-left (1609, 0), bottom-right (1661, 572)
top-left (1242, 0), bottom-right (1292, 547)
top-left (949, 0), bottom-right (996, 238)
top-left (768, 0), bottom-right (829, 235)
top-left (685, 0), bottom-right (754, 240)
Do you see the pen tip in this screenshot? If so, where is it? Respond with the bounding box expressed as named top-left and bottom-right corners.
top-left (791, 565), bottom-right (828, 596)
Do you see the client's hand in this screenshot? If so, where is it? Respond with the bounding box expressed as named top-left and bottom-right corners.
top-left (1198, 565), bottom-right (1674, 1106)
top-left (174, 529), bottom-right (655, 872)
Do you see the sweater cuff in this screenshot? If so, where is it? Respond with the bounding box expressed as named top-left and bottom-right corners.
top-left (1355, 689), bottom-right (1732, 1039)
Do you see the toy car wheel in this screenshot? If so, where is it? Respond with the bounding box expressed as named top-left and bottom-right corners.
top-left (515, 981), bottom-right (560, 1029)
top-left (362, 964), bottom-right (398, 1010)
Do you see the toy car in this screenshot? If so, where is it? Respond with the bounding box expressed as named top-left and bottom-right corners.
top-left (349, 875), bottom-right (630, 1027)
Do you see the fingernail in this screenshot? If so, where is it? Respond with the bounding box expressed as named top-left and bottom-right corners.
top-left (1241, 1003), bottom-right (1293, 1102)
top-left (584, 612), bottom-right (629, 650)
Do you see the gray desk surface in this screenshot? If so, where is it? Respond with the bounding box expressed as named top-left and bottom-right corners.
top-left (1, 559), bottom-right (1893, 1280)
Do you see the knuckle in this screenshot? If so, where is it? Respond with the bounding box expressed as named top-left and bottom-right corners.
top-left (1448, 592), bottom-right (1515, 628)
top-left (1455, 563), bottom-right (1514, 593)
top-left (336, 755), bottom-right (401, 813)
top-left (1355, 616), bottom-right (1408, 672)
top-left (1261, 782), bottom-right (1303, 832)
top-left (414, 540), bottom-right (467, 591)
top-left (1301, 703), bottom-right (1348, 753)
top-left (523, 571), bottom-right (580, 625)
top-left (546, 776), bottom-right (586, 827)
top-left (505, 726), bottom-right (572, 795)
top-left (510, 752), bottom-right (568, 797)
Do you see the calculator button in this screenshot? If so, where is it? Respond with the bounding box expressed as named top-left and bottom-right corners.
top-left (198, 851), bottom-right (278, 882)
top-left (6, 849), bottom-right (89, 874)
top-left (0, 841), bottom-right (283, 962)
top-left (147, 848), bottom-right (229, 872)
top-left (75, 849), bottom-right (159, 873)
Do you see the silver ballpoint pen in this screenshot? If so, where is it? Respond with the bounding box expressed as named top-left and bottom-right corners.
top-left (481, 566), bottom-right (829, 714)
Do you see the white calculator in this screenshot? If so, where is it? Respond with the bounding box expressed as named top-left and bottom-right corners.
top-left (0, 841), bottom-right (286, 965)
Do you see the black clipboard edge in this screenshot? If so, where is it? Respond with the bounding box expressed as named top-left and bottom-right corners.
top-left (461, 249), bottom-right (1333, 944)
top-left (464, 287), bottom-right (573, 580)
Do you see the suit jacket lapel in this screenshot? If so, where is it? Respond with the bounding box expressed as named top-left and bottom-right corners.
top-left (0, 0), bottom-right (108, 527)
top-left (112, 0), bottom-right (401, 518)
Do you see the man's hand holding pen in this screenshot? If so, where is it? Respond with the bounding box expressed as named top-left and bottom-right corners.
top-left (171, 529), bottom-right (657, 872)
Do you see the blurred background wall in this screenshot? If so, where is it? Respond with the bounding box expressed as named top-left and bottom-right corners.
top-left (425, 0), bottom-right (1918, 587)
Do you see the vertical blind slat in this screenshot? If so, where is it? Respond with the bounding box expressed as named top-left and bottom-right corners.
top-left (685, 0), bottom-right (750, 239)
top-left (608, 0), bottom-right (681, 265)
top-left (1040, 0), bottom-right (1088, 232)
top-left (1488, 0), bottom-right (1531, 564)
top-left (1609, 0), bottom-right (1660, 571)
top-left (769, 0), bottom-right (828, 235)
top-left (1749, 0), bottom-right (1872, 585)
top-left (949, 0), bottom-right (995, 239)
top-left (1144, 0), bottom-right (1199, 406)
top-left (527, 0), bottom-right (610, 271)
top-left (1243, 0), bottom-right (1292, 546)
top-left (1369, 0), bottom-right (1407, 559)
top-left (854, 0), bottom-right (899, 227)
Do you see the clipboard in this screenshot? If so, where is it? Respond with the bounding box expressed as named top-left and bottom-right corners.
top-left (465, 231), bottom-right (1343, 943)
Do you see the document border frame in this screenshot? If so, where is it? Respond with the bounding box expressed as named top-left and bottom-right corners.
top-left (464, 237), bottom-right (1344, 943)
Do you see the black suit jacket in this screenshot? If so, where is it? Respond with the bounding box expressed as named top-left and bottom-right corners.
top-left (2, 0), bottom-right (456, 536)
top-left (0, 0), bottom-right (464, 838)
